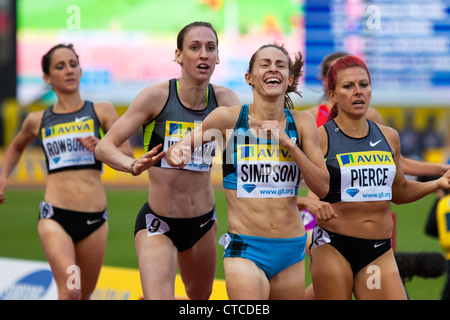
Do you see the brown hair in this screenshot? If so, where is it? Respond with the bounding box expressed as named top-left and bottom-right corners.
top-left (176, 21), bottom-right (218, 51)
top-left (320, 52), bottom-right (349, 80)
top-left (41, 43), bottom-right (79, 75)
top-left (248, 43), bottom-right (304, 109)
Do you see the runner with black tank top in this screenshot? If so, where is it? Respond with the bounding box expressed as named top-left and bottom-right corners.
top-left (143, 78), bottom-right (218, 171)
top-left (167, 44), bottom-right (329, 300)
top-left (0, 44), bottom-right (133, 300)
top-left (134, 78), bottom-right (220, 251)
top-left (95, 22), bottom-right (240, 300)
top-left (38, 100), bottom-right (107, 243)
top-left (309, 55), bottom-right (450, 300)
top-left (40, 100), bottom-right (103, 173)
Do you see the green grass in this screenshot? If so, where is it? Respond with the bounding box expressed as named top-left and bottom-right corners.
top-left (0, 188), bottom-right (447, 299)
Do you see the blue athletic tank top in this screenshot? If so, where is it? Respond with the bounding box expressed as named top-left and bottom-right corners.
top-left (222, 104), bottom-right (301, 198)
top-left (321, 119), bottom-right (396, 203)
top-left (39, 100), bottom-right (103, 174)
top-left (143, 79), bottom-right (219, 172)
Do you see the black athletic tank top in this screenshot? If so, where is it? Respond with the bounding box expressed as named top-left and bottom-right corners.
top-left (142, 79), bottom-right (219, 171)
top-left (39, 100), bottom-right (103, 174)
top-left (321, 119), bottom-right (396, 203)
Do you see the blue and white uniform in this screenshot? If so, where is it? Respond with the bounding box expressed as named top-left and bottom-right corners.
top-left (220, 104), bottom-right (307, 279)
top-left (223, 104), bottom-right (301, 198)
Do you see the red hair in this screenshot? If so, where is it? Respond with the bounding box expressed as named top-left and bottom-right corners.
top-left (326, 55), bottom-right (371, 122)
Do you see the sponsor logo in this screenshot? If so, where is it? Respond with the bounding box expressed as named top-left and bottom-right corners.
top-left (200, 219), bottom-right (213, 228)
top-left (165, 121), bottom-right (198, 138)
top-left (42, 119), bottom-right (94, 139)
top-left (75, 116), bottom-right (91, 123)
top-left (374, 242), bottom-right (387, 248)
top-left (370, 139), bottom-right (382, 147)
top-left (0, 270), bottom-right (53, 300)
top-left (242, 184), bottom-right (257, 193)
top-left (237, 144), bottom-right (299, 198)
top-left (346, 188), bottom-right (360, 197)
top-left (337, 151), bottom-right (394, 167)
top-left (87, 219), bottom-right (102, 225)
top-left (237, 144), bottom-right (293, 162)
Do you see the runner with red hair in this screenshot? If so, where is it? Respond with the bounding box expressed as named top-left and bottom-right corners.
top-left (309, 55), bottom-right (450, 300)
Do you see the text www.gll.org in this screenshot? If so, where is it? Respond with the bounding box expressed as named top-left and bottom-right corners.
top-left (362, 191), bottom-right (391, 199)
top-left (259, 188), bottom-right (294, 196)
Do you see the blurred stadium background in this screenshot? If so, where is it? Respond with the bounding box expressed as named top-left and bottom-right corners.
top-left (0, 0), bottom-right (449, 300)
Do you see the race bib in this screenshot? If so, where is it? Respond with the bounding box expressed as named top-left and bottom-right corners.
top-left (39, 201), bottom-right (54, 219)
top-left (311, 225), bottom-right (331, 249)
top-left (337, 151), bottom-right (396, 202)
top-left (160, 120), bottom-right (216, 172)
top-left (236, 144), bottom-right (299, 198)
top-left (145, 213), bottom-right (170, 237)
top-left (41, 119), bottom-right (96, 171)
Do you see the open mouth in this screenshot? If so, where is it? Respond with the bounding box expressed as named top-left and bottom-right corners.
top-left (197, 63), bottom-right (210, 71)
top-left (264, 77), bottom-right (281, 85)
top-left (352, 100), bottom-right (365, 106)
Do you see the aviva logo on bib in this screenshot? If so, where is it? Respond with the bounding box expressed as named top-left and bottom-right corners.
top-left (337, 151), bottom-right (394, 167)
top-left (166, 121), bottom-right (199, 138)
top-left (42, 119), bottom-right (94, 139)
top-left (237, 144), bottom-right (293, 162)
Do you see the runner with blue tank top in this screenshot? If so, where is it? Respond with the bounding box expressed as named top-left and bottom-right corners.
top-left (95, 22), bottom-right (240, 300)
top-left (222, 104), bottom-right (301, 198)
top-left (167, 44), bottom-right (329, 300)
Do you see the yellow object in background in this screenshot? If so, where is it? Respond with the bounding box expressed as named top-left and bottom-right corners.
top-left (437, 195), bottom-right (450, 260)
top-left (92, 265), bottom-right (228, 300)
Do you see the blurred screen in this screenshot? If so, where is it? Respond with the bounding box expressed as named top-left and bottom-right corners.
top-left (305, 0), bottom-right (450, 106)
top-left (17, 0), bottom-right (304, 106)
top-left (17, 0), bottom-right (450, 108)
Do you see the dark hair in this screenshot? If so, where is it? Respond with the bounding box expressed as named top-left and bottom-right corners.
top-left (248, 43), bottom-right (304, 109)
top-left (317, 52), bottom-right (349, 102)
top-left (320, 52), bottom-right (349, 80)
top-left (41, 43), bottom-right (79, 75)
top-left (326, 55), bottom-right (371, 122)
top-left (176, 21), bottom-right (218, 51)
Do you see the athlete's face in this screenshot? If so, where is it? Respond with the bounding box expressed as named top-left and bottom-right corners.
top-left (245, 47), bottom-right (293, 101)
top-left (321, 58), bottom-right (339, 93)
top-left (175, 26), bottom-right (219, 83)
top-left (43, 48), bottom-right (82, 94)
top-left (329, 66), bottom-right (371, 117)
